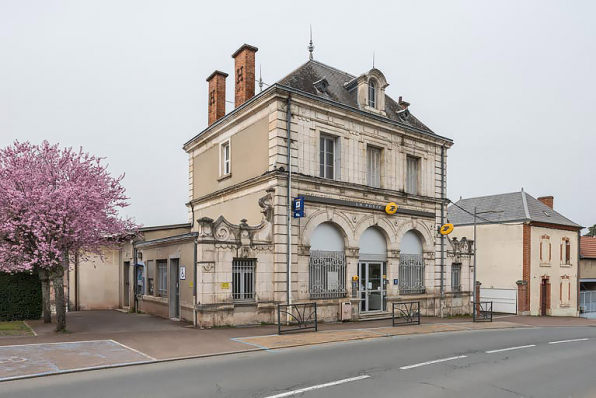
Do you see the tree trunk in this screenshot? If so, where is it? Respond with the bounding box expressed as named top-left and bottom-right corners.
top-left (52, 265), bottom-right (66, 332)
top-left (38, 269), bottom-right (52, 324)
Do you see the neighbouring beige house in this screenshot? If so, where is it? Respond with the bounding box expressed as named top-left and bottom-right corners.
top-left (579, 236), bottom-right (596, 316)
top-left (448, 192), bottom-right (582, 317)
top-left (119, 43), bottom-right (474, 326)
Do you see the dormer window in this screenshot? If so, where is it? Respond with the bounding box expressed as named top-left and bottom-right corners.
top-left (368, 80), bottom-right (377, 108)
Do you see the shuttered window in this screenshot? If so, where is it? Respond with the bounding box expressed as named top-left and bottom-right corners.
top-left (367, 147), bottom-right (381, 188)
top-left (406, 156), bottom-right (419, 195)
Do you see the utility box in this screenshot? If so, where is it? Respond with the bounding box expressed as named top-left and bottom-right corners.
top-left (340, 301), bottom-right (352, 322)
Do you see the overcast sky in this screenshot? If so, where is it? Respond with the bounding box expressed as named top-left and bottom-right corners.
top-left (1, 1), bottom-right (595, 230)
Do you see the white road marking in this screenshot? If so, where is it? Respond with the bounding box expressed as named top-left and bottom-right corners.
top-left (264, 375), bottom-right (371, 398)
top-left (548, 338), bottom-right (589, 345)
top-left (486, 344), bottom-right (536, 354)
top-left (109, 340), bottom-right (157, 361)
top-left (399, 355), bottom-right (467, 370)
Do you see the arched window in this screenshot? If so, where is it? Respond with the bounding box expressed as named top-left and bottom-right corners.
top-left (399, 230), bottom-right (425, 294)
top-left (368, 79), bottom-right (377, 108)
top-left (309, 223), bottom-right (346, 298)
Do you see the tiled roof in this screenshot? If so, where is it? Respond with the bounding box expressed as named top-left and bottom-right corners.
top-left (447, 191), bottom-right (581, 229)
top-left (581, 236), bottom-right (596, 259)
top-left (277, 60), bottom-right (436, 135)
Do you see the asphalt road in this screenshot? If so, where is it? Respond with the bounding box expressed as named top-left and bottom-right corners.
top-left (2, 326), bottom-right (596, 398)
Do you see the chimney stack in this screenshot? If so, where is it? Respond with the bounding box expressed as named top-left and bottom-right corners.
top-left (206, 70), bottom-right (228, 125)
top-left (232, 44), bottom-right (258, 108)
top-left (538, 196), bottom-right (554, 209)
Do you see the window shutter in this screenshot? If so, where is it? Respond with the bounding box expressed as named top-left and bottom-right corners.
top-left (335, 137), bottom-right (341, 180)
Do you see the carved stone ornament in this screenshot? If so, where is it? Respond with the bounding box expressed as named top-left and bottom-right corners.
top-left (258, 188), bottom-right (275, 223)
top-left (215, 226), bottom-right (230, 242)
top-left (201, 261), bottom-right (215, 272)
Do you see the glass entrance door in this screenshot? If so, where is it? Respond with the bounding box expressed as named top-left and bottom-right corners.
top-left (359, 262), bottom-right (385, 312)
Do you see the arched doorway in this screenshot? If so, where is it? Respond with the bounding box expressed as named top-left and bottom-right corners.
top-left (309, 223), bottom-right (347, 299)
top-left (359, 227), bottom-right (388, 312)
top-left (399, 230), bottom-right (425, 294)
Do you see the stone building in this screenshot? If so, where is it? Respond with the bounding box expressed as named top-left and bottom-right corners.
top-left (123, 44), bottom-right (472, 326)
top-left (449, 192), bottom-right (582, 317)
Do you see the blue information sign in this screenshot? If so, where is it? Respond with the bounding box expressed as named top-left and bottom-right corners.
top-left (293, 197), bottom-right (305, 218)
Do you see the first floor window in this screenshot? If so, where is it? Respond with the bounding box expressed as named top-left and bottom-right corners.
top-left (540, 235), bottom-right (551, 263)
top-left (320, 135), bottom-right (337, 179)
top-left (233, 258), bottom-right (256, 301)
top-left (406, 156), bottom-right (419, 195)
top-left (221, 141), bottom-right (230, 175)
top-left (399, 254), bottom-right (425, 294)
top-left (451, 263), bottom-right (461, 292)
top-left (309, 250), bottom-right (347, 298)
top-left (561, 238), bottom-right (571, 264)
top-left (157, 260), bottom-right (168, 297)
top-left (367, 146), bottom-right (381, 188)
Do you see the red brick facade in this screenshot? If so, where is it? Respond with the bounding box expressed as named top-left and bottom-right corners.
top-left (232, 44), bottom-right (258, 108)
top-left (206, 70), bottom-right (228, 126)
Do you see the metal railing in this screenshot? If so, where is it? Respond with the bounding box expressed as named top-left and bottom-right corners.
top-left (473, 301), bottom-right (493, 322)
top-left (277, 303), bottom-right (318, 335)
top-left (392, 301), bottom-right (421, 326)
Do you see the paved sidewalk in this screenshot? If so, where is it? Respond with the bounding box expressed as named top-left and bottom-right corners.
top-left (0, 310), bottom-right (594, 381)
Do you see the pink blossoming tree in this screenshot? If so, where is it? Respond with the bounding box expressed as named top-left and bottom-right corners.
top-left (0, 141), bottom-right (137, 332)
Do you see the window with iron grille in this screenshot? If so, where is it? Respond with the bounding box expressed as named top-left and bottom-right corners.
top-left (156, 260), bottom-right (168, 297)
top-left (398, 254), bottom-right (425, 294)
top-left (309, 250), bottom-right (347, 298)
top-left (367, 146), bottom-right (381, 188)
top-left (406, 156), bottom-right (419, 195)
top-left (233, 258), bottom-right (256, 301)
top-left (319, 135), bottom-right (338, 179)
top-left (451, 263), bottom-right (461, 292)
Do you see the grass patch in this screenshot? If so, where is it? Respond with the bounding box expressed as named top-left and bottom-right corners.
top-left (0, 321), bottom-right (34, 336)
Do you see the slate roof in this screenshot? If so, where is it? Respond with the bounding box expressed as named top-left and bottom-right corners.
top-left (580, 236), bottom-right (596, 259)
top-left (447, 191), bottom-right (582, 229)
top-left (277, 60), bottom-right (436, 135)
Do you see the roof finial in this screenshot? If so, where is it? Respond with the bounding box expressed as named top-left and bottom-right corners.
top-left (372, 51), bottom-right (375, 69)
top-left (308, 25), bottom-right (315, 60)
top-left (258, 64), bottom-right (263, 93)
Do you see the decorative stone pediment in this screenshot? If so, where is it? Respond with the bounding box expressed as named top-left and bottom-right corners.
top-left (196, 190), bottom-right (274, 256)
top-left (447, 236), bottom-right (474, 262)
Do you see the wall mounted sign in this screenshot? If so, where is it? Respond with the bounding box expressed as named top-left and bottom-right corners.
top-left (385, 202), bottom-right (398, 215)
top-left (221, 282), bottom-right (230, 290)
top-left (179, 266), bottom-right (186, 280)
top-left (293, 196), bottom-right (305, 218)
top-left (439, 223), bottom-right (454, 235)
top-left (300, 195), bottom-right (435, 219)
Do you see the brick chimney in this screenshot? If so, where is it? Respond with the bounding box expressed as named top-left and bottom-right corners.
top-left (538, 196), bottom-right (554, 209)
top-left (232, 44), bottom-right (258, 108)
top-left (206, 70), bottom-right (228, 125)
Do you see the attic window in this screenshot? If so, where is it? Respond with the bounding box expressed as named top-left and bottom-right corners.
top-left (368, 80), bottom-right (377, 108)
top-left (314, 78), bottom-right (329, 94)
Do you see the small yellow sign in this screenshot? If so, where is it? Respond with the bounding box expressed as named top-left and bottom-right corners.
top-left (385, 202), bottom-right (398, 215)
top-left (221, 282), bottom-right (230, 289)
top-left (352, 275), bottom-right (359, 281)
top-left (189, 281), bottom-right (193, 288)
top-left (440, 223), bottom-right (454, 235)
